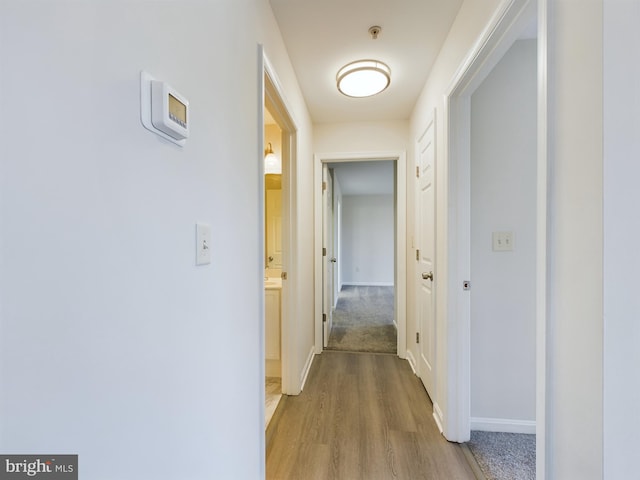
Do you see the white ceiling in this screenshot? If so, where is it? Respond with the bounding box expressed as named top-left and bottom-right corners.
top-left (267, 0), bottom-right (466, 193)
top-left (266, 2), bottom-right (537, 195)
top-left (269, 0), bottom-right (464, 124)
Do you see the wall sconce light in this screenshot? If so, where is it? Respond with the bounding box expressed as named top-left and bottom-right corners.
top-left (264, 143), bottom-right (281, 174)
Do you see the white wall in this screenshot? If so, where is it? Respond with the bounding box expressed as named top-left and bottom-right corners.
top-left (410, 0), bottom-right (633, 476)
top-left (469, 39), bottom-right (537, 428)
top-left (0, 1), bottom-right (313, 478)
top-left (409, 0), bottom-right (503, 434)
top-left (341, 195), bottom-right (394, 286)
top-left (546, 0), bottom-right (603, 477)
top-left (603, 0), bottom-right (640, 477)
top-left (314, 120), bottom-right (409, 153)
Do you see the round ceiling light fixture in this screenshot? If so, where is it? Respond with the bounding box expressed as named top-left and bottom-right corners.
top-left (336, 59), bottom-right (391, 98)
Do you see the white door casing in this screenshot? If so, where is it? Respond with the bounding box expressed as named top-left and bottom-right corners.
top-left (417, 113), bottom-right (436, 399)
top-left (314, 152), bottom-right (406, 357)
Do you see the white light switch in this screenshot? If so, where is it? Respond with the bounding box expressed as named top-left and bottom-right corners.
top-left (492, 231), bottom-right (514, 252)
top-left (196, 223), bottom-right (212, 265)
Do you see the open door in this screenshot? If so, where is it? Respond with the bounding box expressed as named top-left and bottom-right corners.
top-left (322, 165), bottom-right (335, 347)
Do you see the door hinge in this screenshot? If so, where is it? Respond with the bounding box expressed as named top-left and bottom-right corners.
top-left (416, 332), bottom-right (420, 344)
top-left (322, 247), bottom-right (327, 257)
top-left (323, 313), bottom-right (327, 323)
top-left (416, 249), bottom-right (420, 261)
top-left (416, 166), bottom-right (420, 178)
top-left (322, 181), bottom-right (327, 192)
top-left (281, 271), bottom-right (288, 280)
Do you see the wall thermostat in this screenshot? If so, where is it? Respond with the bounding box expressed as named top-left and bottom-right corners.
top-left (140, 71), bottom-right (189, 146)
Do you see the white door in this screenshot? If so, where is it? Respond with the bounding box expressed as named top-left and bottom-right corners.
top-left (266, 189), bottom-right (282, 268)
top-left (322, 165), bottom-right (334, 347)
top-left (333, 197), bottom-right (341, 305)
top-left (417, 117), bottom-right (436, 397)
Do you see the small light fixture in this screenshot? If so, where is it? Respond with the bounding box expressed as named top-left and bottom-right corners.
top-left (336, 60), bottom-right (391, 98)
top-left (337, 26), bottom-right (390, 98)
top-left (264, 143), bottom-right (281, 174)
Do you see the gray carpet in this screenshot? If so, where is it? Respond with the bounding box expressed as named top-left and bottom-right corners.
top-left (466, 431), bottom-right (536, 480)
top-left (326, 285), bottom-right (396, 354)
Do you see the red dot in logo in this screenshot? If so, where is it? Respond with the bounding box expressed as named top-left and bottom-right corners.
top-left (45, 461), bottom-right (52, 465)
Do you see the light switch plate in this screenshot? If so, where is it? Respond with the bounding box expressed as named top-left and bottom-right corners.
top-left (196, 223), bottom-right (212, 265)
top-left (492, 231), bottom-right (514, 251)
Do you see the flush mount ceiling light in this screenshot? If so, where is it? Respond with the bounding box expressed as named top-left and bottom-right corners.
top-left (336, 26), bottom-right (390, 98)
top-left (264, 143), bottom-right (281, 174)
top-left (336, 60), bottom-right (391, 98)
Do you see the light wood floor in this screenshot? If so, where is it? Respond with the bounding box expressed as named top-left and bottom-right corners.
top-left (266, 377), bottom-right (282, 428)
top-left (266, 351), bottom-right (478, 480)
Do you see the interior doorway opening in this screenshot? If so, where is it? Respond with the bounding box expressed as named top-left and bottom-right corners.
top-left (314, 152), bottom-right (407, 358)
top-left (323, 161), bottom-right (397, 354)
top-left (442, 0), bottom-right (545, 476)
top-left (263, 105), bottom-right (283, 428)
top-left (260, 52), bottom-right (298, 436)
top-left (464, 35), bottom-right (538, 480)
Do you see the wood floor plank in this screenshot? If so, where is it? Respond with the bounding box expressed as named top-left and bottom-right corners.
top-left (266, 351), bottom-right (476, 480)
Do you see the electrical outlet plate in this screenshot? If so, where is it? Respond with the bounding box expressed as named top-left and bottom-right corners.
top-left (492, 231), bottom-right (514, 251)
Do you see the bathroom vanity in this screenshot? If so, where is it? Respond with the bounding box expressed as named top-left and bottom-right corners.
top-left (265, 277), bottom-right (282, 377)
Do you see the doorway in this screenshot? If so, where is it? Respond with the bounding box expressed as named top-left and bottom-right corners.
top-left (443, 0), bottom-right (545, 474)
top-left (465, 36), bottom-right (538, 480)
top-left (323, 161), bottom-right (397, 354)
top-left (264, 106), bottom-right (283, 427)
top-left (314, 152), bottom-right (407, 358)
top-left (261, 52), bottom-right (298, 408)
top-left (469, 38), bottom-right (537, 432)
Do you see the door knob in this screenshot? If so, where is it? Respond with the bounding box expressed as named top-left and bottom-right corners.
top-left (330, 257), bottom-right (337, 263)
top-left (422, 271), bottom-right (434, 281)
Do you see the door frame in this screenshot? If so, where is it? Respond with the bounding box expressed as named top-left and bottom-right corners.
top-left (260, 50), bottom-right (298, 396)
top-left (442, 0), bottom-right (546, 475)
top-left (313, 151), bottom-right (407, 357)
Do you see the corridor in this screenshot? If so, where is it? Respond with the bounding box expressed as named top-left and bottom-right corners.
top-left (266, 351), bottom-right (477, 480)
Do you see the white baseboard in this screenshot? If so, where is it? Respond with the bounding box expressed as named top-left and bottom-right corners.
top-left (265, 359), bottom-right (281, 378)
top-left (342, 282), bottom-right (395, 287)
top-left (405, 350), bottom-right (417, 374)
top-left (433, 402), bottom-right (444, 433)
top-left (470, 417), bottom-right (536, 434)
top-left (299, 346), bottom-right (316, 392)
